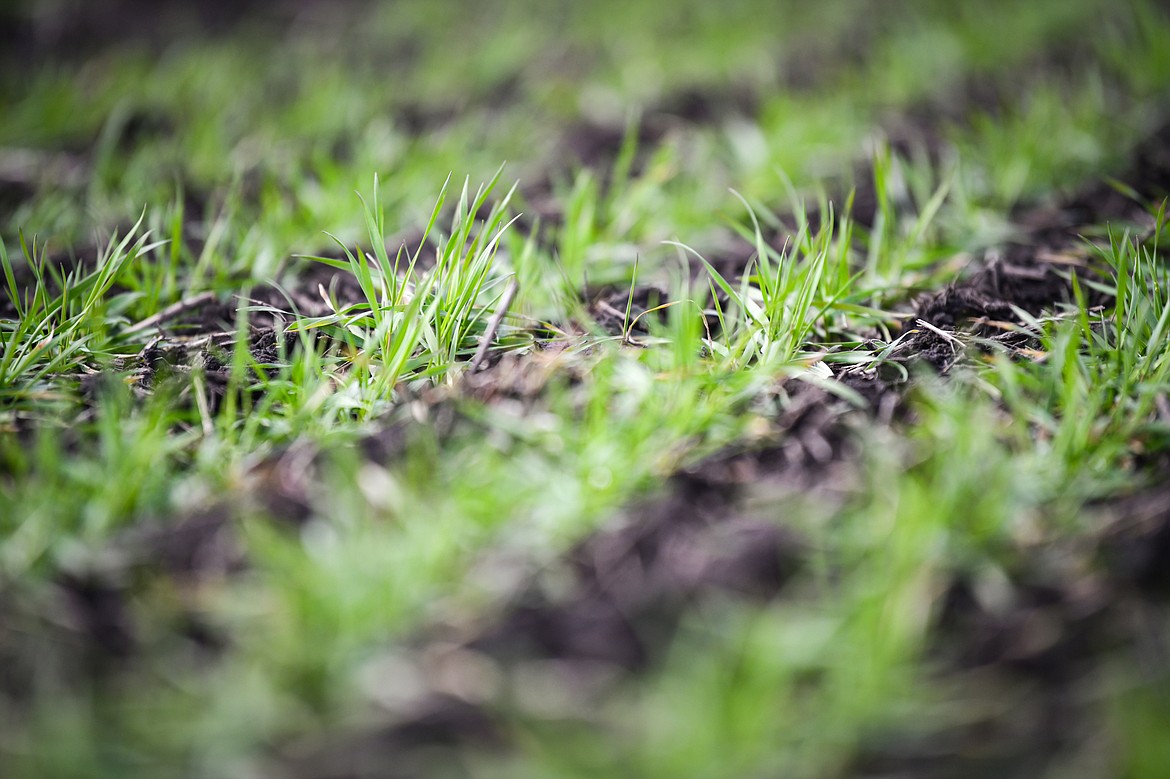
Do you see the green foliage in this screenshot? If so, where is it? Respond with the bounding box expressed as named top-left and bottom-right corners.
top-left (292, 173), bottom-right (522, 418)
top-left (3, 0), bottom-right (1170, 776)
top-left (986, 211), bottom-right (1170, 495)
top-left (0, 218), bottom-right (165, 411)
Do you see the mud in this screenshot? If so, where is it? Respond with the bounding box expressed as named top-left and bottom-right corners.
top-left (281, 694), bottom-right (504, 779)
top-left (1099, 484), bottom-right (1170, 597)
top-left (471, 475), bottom-right (803, 671)
top-left (0, 0), bottom-right (363, 64)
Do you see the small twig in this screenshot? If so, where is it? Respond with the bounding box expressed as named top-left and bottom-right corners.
top-left (970, 317), bottom-right (1025, 333)
top-left (469, 278), bottom-right (520, 373)
top-left (124, 291), bottom-right (217, 336)
top-left (177, 330), bottom-right (237, 350)
top-left (624, 299), bottom-right (693, 347)
top-left (915, 318), bottom-right (963, 348)
top-left (593, 299), bottom-right (626, 321)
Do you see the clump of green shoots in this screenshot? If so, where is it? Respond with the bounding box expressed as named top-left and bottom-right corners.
top-left (986, 202), bottom-right (1170, 497)
top-left (669, 192), bottom-right (866, 372)
top-left (0, 215), bottom-right (165, 412)
top-left (861, 141), bottom-right (955, 297)
top-left (294, 173), bottom-right (520, 417)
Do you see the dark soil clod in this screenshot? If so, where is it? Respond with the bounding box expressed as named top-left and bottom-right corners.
top-left (55, 570), bottom-right (138, 665)
top-left (471, 475), bottom-right (804, 673)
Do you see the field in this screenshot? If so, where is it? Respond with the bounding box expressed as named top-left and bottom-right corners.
top-left (3, 1), bottom-right (1170, 776)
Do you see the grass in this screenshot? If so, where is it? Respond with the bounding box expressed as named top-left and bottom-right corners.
top-left (2, 0), bottom-right (1170, 776)
top-left (0, 218), bottom-right (167, 412)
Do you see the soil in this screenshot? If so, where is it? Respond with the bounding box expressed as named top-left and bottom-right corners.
top-left (470, 474), bottom-right (804, 672)
top-left (0, 0), bottom-right (362, 64)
